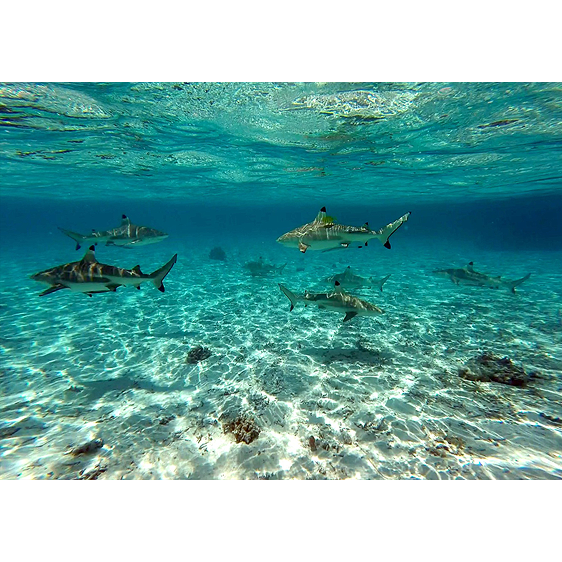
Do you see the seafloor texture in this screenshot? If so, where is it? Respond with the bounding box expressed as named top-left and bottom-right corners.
top-left (1, 239), bottom-right (561, 480)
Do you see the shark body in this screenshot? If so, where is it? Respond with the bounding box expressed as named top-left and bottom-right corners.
top-left (326, 266), bottom-right (391, 292)
top-left (30, 246), bottom-right (178, 297)
top-left (59, 215), bottom-right (168, 250)
top-left (434, 262), bottom-right (531, 293)
top-left (276, 207), bottom-right (411, 253)
top-left (244, 257), bottom-right (287, 277)
top-left (278, 282), bottom-right (383, 322)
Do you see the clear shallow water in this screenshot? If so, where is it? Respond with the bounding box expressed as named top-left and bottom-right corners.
top-left (0, 82), bottom-right (561, 480)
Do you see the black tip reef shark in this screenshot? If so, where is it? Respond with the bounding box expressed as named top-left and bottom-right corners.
top-left (276, 207), bottom-right (411, 253)
top-left (58, 215), bottom-right (168, 250)
top-left (244, 257), bottom-right (287, 277)
top-left (433, 262), bottom-right (531, 293)
top-left (326, 266), bottom-right (391, 292)
top-left (278, 281), bottom-right (384, 322)
top-left (30, 246), bottom-right (178, 297)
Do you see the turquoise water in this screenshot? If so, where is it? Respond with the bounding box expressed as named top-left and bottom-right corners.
top-left (0, 82), bottom-right (561, 479)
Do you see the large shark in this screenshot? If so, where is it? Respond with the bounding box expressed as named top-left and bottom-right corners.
top-left (278, 281), bottom-right (384, 322)
top-left (434, 262), bottom-right (531, 293)
top-left (276, 207), bottom-right (411, 253)
top-left (30, 246), bottom-right (178, 297)
top-left (244, 257), bottom-right (287, 277)
top-left (326, 266), bottom-right (391, 292)
top-left (58, 215), bottom-right (168, 250)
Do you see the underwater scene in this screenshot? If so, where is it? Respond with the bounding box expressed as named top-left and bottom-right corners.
top-left (0, 82), bottom-right (561, 480)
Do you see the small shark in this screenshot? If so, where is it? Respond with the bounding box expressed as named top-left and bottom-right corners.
top-left (278, 281), bottom-right (384, 322)
top-left (276, 207), bottom-right (411, 253)
top-left (30, 246), bottom-right (178, 297)
top-left (434, 262), bottom-right (531, 293)
top-left (244, 257), bottom-right (287, 277)
top-left (59, 215), bottom-right (168, 250)
top-left (326, 266), bottom-right (391, 291)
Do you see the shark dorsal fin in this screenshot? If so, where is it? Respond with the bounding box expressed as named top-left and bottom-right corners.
top-left (334, 280), bottom-right (343, 293)
top-left (362, 222), bottom-right (369, 229)
top-left (121, 214), bottom-right (131, 226)
top-left (467, 262), bottom-right (475, 271)
top-left (132, 265), bottom-right (142, 274)
top-left (82, 245), bottom-right (97, 263)
top-left (314, 207), bottom-right (328, 223)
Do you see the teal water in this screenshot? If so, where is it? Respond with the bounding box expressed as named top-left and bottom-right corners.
top-left (0, 82), bottom-right (561, 479)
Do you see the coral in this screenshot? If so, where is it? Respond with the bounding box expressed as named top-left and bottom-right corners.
top-left (187, 345), bottom-right (212, 364)
top-left (222, 415), bottom-right (260, 444)
top-left (459, 352), bottom-right (533, 387)
top-left (68, 438), bottom-right (104, 456)
top-left (209, 247), bottom-right (227, 261)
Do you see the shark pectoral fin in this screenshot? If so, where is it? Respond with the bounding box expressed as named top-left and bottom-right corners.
top-left (384, 240), bottom-right (391, 249)
top-left (298, 241), bottom-right (310, 253)
top-left (39, 284), bottom-right (67, 297)
top-left (135, 285), bottom-right (141, 290)
top-left (343, 312), bottom-right (358, 322)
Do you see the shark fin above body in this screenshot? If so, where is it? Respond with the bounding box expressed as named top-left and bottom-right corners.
top-left (467, 262), bottom-right (475, 272)
top-left (121, 214), bottom-right (131, 225)
top-left (81, 245), bottom-right (98, 263)
top-left (132, 265), bottom-right (142, 274)
top-left (343, 312), bottom-right (358, 322)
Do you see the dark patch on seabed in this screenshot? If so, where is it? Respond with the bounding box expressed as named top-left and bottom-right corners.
top-left (0, 82), bottom-right (561, 479)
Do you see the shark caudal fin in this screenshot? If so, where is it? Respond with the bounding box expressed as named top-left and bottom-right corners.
top-left (507, 273), bottom-right (531, 293)
top-left (150, 254), bottom-right (178, 292)
top-left (374, 274), bottom-right (392, 292)
top-left (278, 263), bottom-right (287, 274)
top-left (58, 227), bottom-right (87, 250)
top-left (373, 212), bottom-right (411, 249)
top-left (278, 284), bottom-right (299, 311)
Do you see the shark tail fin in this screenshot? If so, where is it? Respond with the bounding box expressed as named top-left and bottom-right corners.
top-left (373, 211), bottom-right (411, 249)
top-left (278, 263), bottom-right (287, 274)
top-left (150, 254), bottom-right (178, 292)
top-left (376, 274), bottom-right (392, 292)
top-left (58, 227), bottom-right (86, 250)
top-left (508, 273), bottom-right (531, 293)
top-left (278, 284), bottom-right (299, 312)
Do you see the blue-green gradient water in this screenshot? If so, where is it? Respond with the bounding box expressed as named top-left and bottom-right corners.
top-left (1, 82), bottom-right (561, 479)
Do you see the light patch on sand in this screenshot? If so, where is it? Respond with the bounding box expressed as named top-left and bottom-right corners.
top-left (279, 459), bottom-right (292, 471)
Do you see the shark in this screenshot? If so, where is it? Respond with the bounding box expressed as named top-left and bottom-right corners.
top-left (244, 257), bottom-right (287, 277)
top-left (278, 281), bottom-right (384, 322)
top-left (326, 266), bottom-right (391, 291)
top-left (58, 214), bottom-right (168, 250)
top-left (433, 262), bottom-right (531, 293)
top-left (30, 246), bottom-right (178, 297)
top-left (276, 207), bottom-right (411, 253)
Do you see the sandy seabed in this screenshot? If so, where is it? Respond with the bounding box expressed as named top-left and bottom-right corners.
top-left (1, 238), bottom-right (561, 480)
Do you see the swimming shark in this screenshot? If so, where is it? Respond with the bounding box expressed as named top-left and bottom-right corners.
top-left (278, 281), bottom-right (384, 322)
top-left (433, 262), bottom-right (531, 293)
top-left (276, 207), bottom-right (411, 253)
top-left (58, 215), bottom-right (168, 250)
top-left (30, 246), bottom-right (178, 297)
top-left (244, 257), bottom-right (287, 277)
top-left (326, 266), bottom-right (391, 291)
